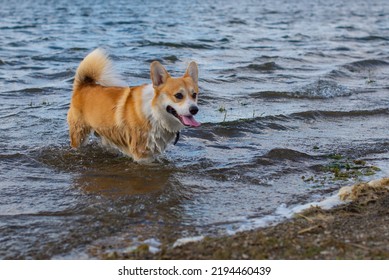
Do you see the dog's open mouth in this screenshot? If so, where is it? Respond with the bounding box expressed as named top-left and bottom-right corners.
top-left (166, 106), bottom-right (201, 127)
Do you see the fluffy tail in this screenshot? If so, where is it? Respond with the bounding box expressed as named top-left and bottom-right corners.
top-left (73, 49), bottom-right (124, 89)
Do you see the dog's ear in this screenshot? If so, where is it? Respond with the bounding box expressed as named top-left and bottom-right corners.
top-left (184, 61), bottom-right (198, 84)
top-left (150, 61), bottom-right (170, 88)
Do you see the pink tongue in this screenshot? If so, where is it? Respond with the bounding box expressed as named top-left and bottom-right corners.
top-left (180, 115), bottom-right (201, 127)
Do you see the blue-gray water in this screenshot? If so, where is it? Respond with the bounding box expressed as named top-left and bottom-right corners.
top-left (1, 0), bottom-right (389, 259)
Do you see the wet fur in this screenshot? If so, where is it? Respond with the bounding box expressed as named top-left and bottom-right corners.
top-left (67, 49), bottom-right (199, 162)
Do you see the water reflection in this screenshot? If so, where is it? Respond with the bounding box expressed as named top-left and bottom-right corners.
top-left (74, 164), bottom-right (172, 197)
top-left (36, 144), bottom-right (175, 196)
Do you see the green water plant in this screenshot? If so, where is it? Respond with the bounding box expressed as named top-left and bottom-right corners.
top-left (323, 156), bottom-right (381, 181)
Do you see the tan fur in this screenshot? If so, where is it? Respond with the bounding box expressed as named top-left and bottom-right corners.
top-left (67, 49), bottom-right (200, 162)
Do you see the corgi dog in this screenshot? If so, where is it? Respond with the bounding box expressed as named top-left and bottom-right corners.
top-left (67, 49), bottom-right (200, 162)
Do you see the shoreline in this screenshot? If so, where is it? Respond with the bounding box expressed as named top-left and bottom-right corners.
top-left (106, 178), bottom-right (389, 260)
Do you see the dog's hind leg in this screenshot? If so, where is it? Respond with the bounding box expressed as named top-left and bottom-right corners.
top-left (69, 124), bottom-right (91, 147)
top-left (67, 110), bottom-right (91, 148)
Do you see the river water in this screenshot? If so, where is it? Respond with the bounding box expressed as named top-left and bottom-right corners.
top-left (1, 0), bottom-right (389, 259)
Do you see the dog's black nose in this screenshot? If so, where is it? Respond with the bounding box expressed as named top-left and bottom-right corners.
top-left (189, 105), bottom-right (199, 115)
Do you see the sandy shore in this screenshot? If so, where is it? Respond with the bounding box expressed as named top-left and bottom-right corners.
top-left (106, 178), bottom-right (389, 260)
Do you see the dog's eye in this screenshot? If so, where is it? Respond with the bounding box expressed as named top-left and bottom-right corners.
top-left (175, 93), bottom-right (184, 100)
top-left (192, 92), bottom-right (197, 99)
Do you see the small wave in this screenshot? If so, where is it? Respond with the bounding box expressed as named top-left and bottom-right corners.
top-left (326, 69), bottom-right (351, 80)
top-left (0, 24), bottom-right (37, 30)
top-left (163, 55), bottom-right (180, 63)
top-left (336, 25), bottom-right (357, 31)
top-left (249, 91), bottom-right (294, 99)
top-left (19, 88), bottom-right (45, 94)
top-left (31, 55), bottom-right (74, 62)
top-left (199, 108), bottom-right (389, 137)
top-left (227, 19), bottom-right (247, 25)
top-left (332, 46), bottom-right (352, 52)
top-left (250, 80), bottom-right (352, 99)
top-left (30, 69), bottom-right (74, 80)
top-left (0, 111), bottom-right (22, 119)
top-left (263, 148), bottom-right (313, 161)
top-left (342, 59), bottom-right (389, 72)
top-left (32, 144), bottom-right (122, 172)
top-left (297, 80), bottom-right (352, 99)
top-left (334, 35), bottom-right (389, 42)
top-left (193, 114), bottom-right (292, 138)
top-left (283, 33), bottom-right (311, 43)
top-left (5, 87), bottom-right (57, 95)
top-left (0, 152), bottom-right (26, 161)
top-left (138, 40), bottom-right (213, 50)
top-left (68, 47), bottom-right (89, 52)
top-left (146, 55), bottom-right (180, 64)
top-left (239, 62), bottom-right (282, 72)
top-left (352, 35), bottom-right (389, 42)
top-left (104, 20), bottom-right (145, 26)
top-left (290, 108), bottom-right (389, 120)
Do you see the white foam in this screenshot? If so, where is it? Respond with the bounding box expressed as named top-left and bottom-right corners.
top-left (143, 238), bottom-right (162, 254)
top-left (233, 193), bottom-right (345, 233)
top-left (170, 193), bottom-right (346, 248)
top-left (173, 235), bottom-right (205, 247)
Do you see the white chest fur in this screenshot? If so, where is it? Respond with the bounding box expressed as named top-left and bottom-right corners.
top-left (141, 84), bottom-right (178, 155)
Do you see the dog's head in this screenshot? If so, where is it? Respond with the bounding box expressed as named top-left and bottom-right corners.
top-left (150, 61), bottom-right (200, 132)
